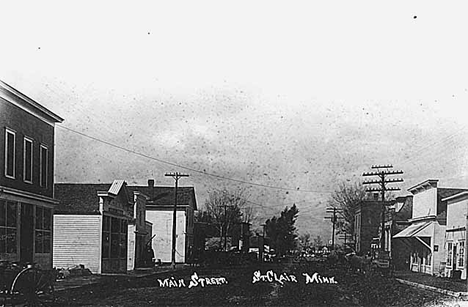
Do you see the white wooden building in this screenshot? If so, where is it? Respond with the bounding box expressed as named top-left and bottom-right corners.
top-left (443, 191), bottom-right (468, 279)
top-left (129, 180), bottom-right (197, 264)
top-left (393, 179), bottom-right (467, 276)
top-left (53, 180), bottom-right (134, 274)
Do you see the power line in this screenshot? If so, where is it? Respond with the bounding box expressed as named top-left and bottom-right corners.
top-left (57, 125), bottom-right (332, 194)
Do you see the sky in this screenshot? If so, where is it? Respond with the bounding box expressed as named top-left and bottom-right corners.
top-left (2, 1), bottom-right (468, 241)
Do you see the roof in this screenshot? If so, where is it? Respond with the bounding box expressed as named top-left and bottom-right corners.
top-left (442, 191), bottom-right (468, 202)
top-left (54, 183), bottom-right (110, 214)
top-left (0, 80), bottom-right (64, 123)
top-left (128, 186), bottom-right (197, 210)
top-left (54, 180), bottom-right (131, 214)
top-left (438, 188), bottom-right (468, 200)
top-left (408, 179), bottom-right (439, 194)
top-left (393, 221), bottom-right (434, 239)
top-left (108, 180), bottom-right (126, 196)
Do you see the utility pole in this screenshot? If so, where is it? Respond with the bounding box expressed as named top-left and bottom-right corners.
top-left (165, 172), bottom-right (189, 269)
top-left (325, 207), bottom-right (342, 250)
top-left (363, 165), bottom-right (403, 252)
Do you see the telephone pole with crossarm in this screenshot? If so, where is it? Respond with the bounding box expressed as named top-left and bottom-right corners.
top-left (362, 165), bottom-right (403, 252)
top-left (165, 172), bottom-right (189, 269)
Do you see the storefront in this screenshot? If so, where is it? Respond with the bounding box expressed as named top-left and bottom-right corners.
top-left (0, 195), bottom-right (55, 268)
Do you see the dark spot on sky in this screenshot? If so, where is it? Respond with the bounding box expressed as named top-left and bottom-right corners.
top-left (413, 16), bottom-right (417, 19)
top-left (38, 47), bottom-right (41, 50)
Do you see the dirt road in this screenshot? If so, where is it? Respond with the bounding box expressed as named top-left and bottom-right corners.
top-left (55, 260), bottom-right (457, 306)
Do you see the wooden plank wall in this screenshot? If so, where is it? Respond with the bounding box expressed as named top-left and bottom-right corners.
top-left (53, 215), bottom-right (102, 273)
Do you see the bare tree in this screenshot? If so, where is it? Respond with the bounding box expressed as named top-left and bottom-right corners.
top-left (197, 187), bottom-right (253, 250)
top-left (328, 181), bottom-right (367, 237)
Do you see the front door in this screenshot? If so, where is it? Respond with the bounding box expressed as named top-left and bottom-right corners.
top-left (453, 244), bottom-right (458, 271)
top-left (20, 204), bottom-right (34, 263)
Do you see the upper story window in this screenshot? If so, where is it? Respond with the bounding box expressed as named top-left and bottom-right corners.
top-left (4, 129), bottom-right (16, 179)
top-left (23, 137), bottom-right (33, 184)
top-left (39, 145), bottom-right (48, 187)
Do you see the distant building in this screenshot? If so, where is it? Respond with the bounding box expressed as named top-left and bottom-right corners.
top-left (382, 195), bottom-right (413, 270)
top-left (129, 180), bottom-right (197, 264)
top-left (354, 200), bottom-right (382, 255)
top-left (393, 179), bottom-right (467, 275)
top-left (53, 181), bottom-right (135, 274)
top-left (0, 80), bottom-right (63, 268)
top-left (127, 190), bottom-right (150, 270)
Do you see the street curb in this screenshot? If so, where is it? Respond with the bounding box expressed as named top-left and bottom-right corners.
top-left (396, 278), bottom-right (468, 298)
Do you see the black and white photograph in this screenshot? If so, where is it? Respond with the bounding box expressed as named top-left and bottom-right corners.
top-left (1, 1), bottom-right (468, 306)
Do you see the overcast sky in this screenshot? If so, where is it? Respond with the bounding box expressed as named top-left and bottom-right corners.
top-left (2, 1), bottom-right (468, 240)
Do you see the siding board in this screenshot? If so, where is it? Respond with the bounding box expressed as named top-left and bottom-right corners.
top-left (53, 215), bottom-right (101, 273)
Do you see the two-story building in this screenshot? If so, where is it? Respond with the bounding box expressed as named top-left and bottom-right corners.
top-left (441, 191), bottom-right (468, 279)
top-left (354, 200), bottom-right (382, 255)
top-left (0, 80), bottom-right (63, 268)
top-left (129, 180), bottom-right (197, 264)
top-left (393, 179), bottom-right (467, 275)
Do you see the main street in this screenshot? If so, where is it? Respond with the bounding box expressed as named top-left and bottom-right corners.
top-left (55, 259), bottom-right (459, 307)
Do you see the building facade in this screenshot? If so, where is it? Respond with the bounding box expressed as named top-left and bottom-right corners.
top-left (393, 179), bottom-right (467, 275)
top-left (127, 191), bottom-right (150, 270)
top-left (129, 180), bottom-right (197, 264)
top-left (354, 201), bottom-right (382, 255)
top-left (53, 180), bottom-right (134, 274)
top-left (442, 191), bottom-right (468, 279)
top-left (382, 196), bottom-right (413, 270)
top-left (0, 80), bottom-right (63, 268)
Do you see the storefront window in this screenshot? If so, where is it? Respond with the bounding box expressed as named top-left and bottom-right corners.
top-left (447, 242), bottom-right (453, 267)
top-left (103, 216), bottom-right (127, 260)
top-left (0, 201), bottom-right (17, 253)
top-left (459, 241), bottom-right (465, 268)
top-left (35, 207), bottom-right (52, 253)
top-left (102, 216), bottom-right (111, 259)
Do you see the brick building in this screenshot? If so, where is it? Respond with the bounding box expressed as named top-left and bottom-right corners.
top-left (0, 80), bottom-right (63, 268)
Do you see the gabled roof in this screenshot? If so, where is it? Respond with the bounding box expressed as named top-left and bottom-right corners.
top-left (128, 186), bottom-right (197, 210)
top-left (54, 180), bottom-right (131, 214)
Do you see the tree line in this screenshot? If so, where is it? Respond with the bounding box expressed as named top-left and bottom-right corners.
top-left (194, 188), bottom-right (300, 257)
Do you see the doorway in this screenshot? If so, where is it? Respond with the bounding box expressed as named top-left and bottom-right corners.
top-left (20, 204), bottom-right (34, 263)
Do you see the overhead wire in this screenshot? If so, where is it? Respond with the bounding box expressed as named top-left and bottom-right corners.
top-left (57, 125), bottom-right (332, 194)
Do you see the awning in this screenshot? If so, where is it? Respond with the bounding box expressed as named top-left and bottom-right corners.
top-left (393, 221), bottom-right (433, 239)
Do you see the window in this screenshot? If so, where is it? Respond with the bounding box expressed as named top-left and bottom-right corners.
top-left (0, 200), bottom-right (17, 253)
top-left (447, 242), bottom-right (453, 267)
top-left (102, 216), bottom-right (111, 259)
top-left (459, 241), bottom-right (465, 268)
top-left (5, 129), bottom-right (16, 178)
top-left (39, 145), bottom-right (48, 187)
top-left (35, 207), bottom-right (52, 253)
top-left (102, 216), bottom-right (127, 259)
top-left (23, 137), bottom-right (33, 183)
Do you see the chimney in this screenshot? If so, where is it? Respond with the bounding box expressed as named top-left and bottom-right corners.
top-left (148, 179), bottom-right (155, 198)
